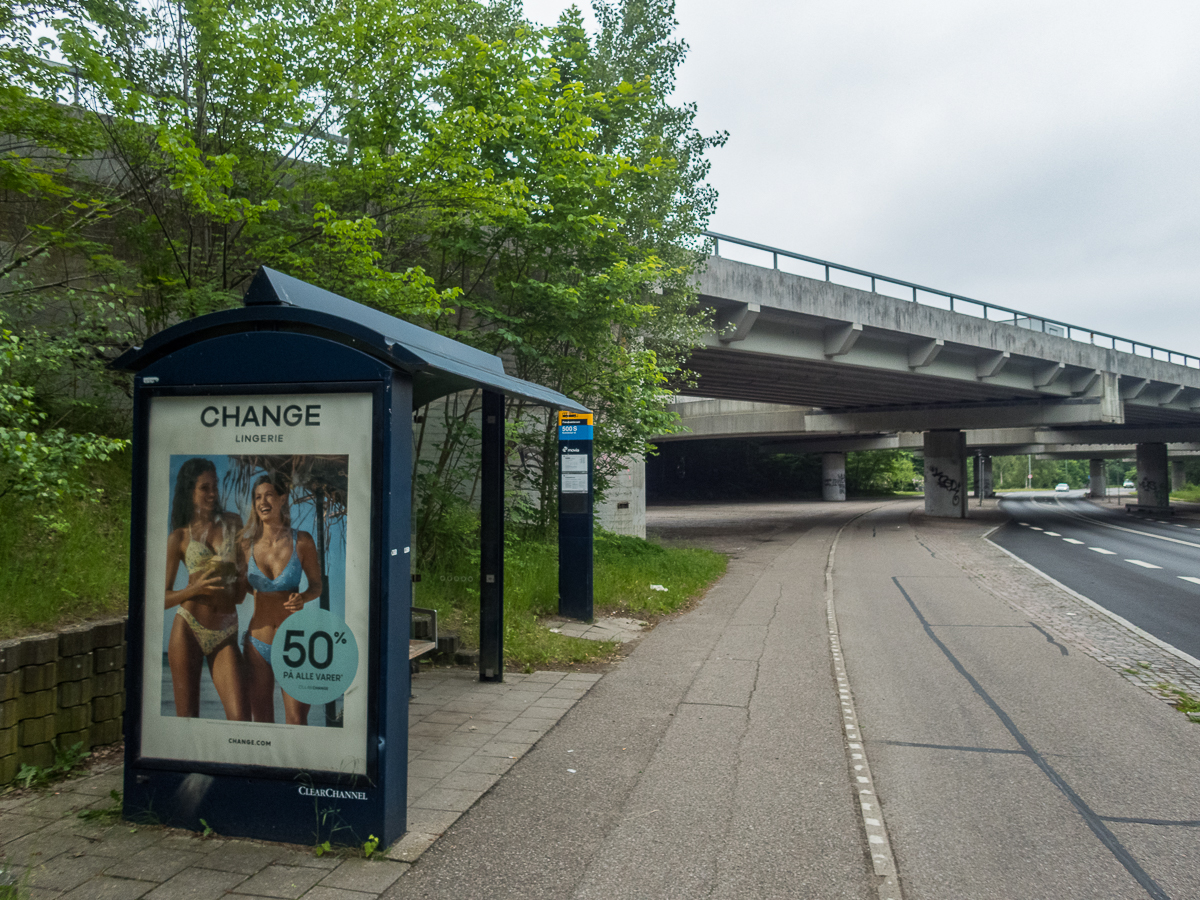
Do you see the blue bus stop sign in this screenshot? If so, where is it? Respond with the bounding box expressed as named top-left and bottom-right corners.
top-left (558, 412), bottom-right (594, 620)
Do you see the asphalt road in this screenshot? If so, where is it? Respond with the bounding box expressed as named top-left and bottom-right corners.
top-left (992, 493), bottom-right (1200, 660)
top-left (837, 501), bottom-right (1200, 899)
top-left (383, 499), bottom-right (1200, 900)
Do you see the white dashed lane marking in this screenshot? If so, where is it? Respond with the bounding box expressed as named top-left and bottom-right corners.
top-left (1030, 527), bottom-right (1044, 531)
top-left (1043, 531), bottom-right (1061, 537)
top-left (1180, 577), bottom-right (1200, 586)
top-left (1126, 560), bottom-right (1162, 569)
top-left (1090, 548), bottom-right (1117, 555)
top-left (1063, 538), bottom-right (1085, 545)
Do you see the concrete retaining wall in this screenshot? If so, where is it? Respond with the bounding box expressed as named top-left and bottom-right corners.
top-left (0, 618), bottom-right (126, 784)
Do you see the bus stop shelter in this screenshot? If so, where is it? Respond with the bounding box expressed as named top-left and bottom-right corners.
top-left (113, 266), bottom-right (588, 844)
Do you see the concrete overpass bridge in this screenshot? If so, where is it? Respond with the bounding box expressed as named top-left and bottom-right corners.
top-left (657, 233), bottom-right (1200, 515)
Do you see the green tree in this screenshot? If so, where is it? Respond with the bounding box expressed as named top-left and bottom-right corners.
top-left (845, 450), bottom-right (918, 494)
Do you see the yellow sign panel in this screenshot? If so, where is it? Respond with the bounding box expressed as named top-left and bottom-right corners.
top-left (557, 411), bottom-right (594, 427)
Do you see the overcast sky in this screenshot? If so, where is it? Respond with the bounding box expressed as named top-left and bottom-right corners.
top-left (522, 0), bottom-right (1200, 357)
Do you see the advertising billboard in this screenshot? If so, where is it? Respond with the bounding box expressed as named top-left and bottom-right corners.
top-left (137, 391), bottom-right (374, 776)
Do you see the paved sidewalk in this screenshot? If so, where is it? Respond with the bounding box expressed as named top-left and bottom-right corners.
top-left (0, 668), bottom-right (601, 899)
top-left (541, 616), bottom-right (648, 644)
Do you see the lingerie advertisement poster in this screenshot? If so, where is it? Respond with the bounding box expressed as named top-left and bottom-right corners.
top-left (138, 392), bottom-right (374, 776)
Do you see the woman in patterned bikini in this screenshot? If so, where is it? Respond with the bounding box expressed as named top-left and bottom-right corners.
top-left (241, 475), bottom-right (322, 725)
top-left (164, 457), bottom-right (250, 720)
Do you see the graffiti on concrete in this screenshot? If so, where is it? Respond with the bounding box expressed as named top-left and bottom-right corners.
top-left (1139, 477), bottom-right (1169, 507)
top-left (929, 466), bottom-right (961, 506)
top-left (823, 471), bottom-right (846, 498)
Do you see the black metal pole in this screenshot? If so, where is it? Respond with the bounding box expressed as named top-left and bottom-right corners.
top-left (479, 390), bottom-right (504, 682)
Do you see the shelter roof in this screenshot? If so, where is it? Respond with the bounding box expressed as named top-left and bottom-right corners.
top-left (112, 267), bottom-right (589, 413)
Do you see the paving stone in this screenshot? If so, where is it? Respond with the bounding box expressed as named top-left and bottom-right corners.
top-left (298, 889), bottom-right (376, 900)
top-left (80, 825), bottom-right (166, 858)
top-left (190, 840), bottom-right (284, 875)
top-left (530, 696), bottom-right (577, 710)
top-left (385, 831), bottom-right (439, 863)
top-left (69, 769), bottom-right (124, 797)
top-left (316, 859), bottom-right (407, 893)
top-left (413, 745), bottom-right (474, 764)
top-left (434, 701), bottom-right (488, 715)
top-left (474, 741), bottom-right (530, 759)
top-left (561, 673), bottom-right (602, 683)
top-left (407, 758), bottom-right (458, 780)
top-left (104, 846), bottom-right (206, 882)
top-left (541, 688), bottom-right (589, 701)
top-left (434, 771), bottom-right (500, 793)
top-left (453, 719), bottom-right (506, 735)
top-left (0, 813), bottom-right (55, 843)
top-left (155, 834), bottom-right (225, 854)
top-left (259, 850), bottom-right (335, 872)
top-left (144, 865), bottom-right (247, 900)
top-left (21, 789), bottom-right (105, 818)
top-left (469, 709), bottom-right (523, 725)
top-left (230, 863), bottom-right (324, 898)
top-left (419, 711), bottom-right (472, 726)
top-left (515, 705), bottom-right (566, 721)
top-left (24, 851), bottom-right (111, 892)
top-left (492, 727), bottom-right (546, 745)
top-left (405, 777), bottom-right (438, 802)
top-left (521, 671), bottom-right (566, 683)
top-left (453, 754), bottom-right (516, 776)
top-left (401, 808), bottom-right (461, 835)
top-left (2, 827), bottom-right (91, 867)
top-left (408, 788), bottom-right (478, 813)
top-left (0, 793), bottom-right (31, 812)
top-left (437, 731), bottom-right (492, 750)
top-left (59, 875), bottom-right (156, 899)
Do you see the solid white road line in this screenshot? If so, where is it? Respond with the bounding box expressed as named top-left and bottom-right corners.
top-left (1125, 560), bottom-right (1162, 569)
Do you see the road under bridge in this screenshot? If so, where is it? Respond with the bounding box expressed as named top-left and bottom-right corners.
top-left (653, 235), bottom-right (1200, 516)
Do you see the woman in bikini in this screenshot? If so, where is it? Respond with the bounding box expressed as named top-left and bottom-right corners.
top-left (241, 475), bottom-right (323, 725)
top-left (164, 457), bottom-right (250, 720)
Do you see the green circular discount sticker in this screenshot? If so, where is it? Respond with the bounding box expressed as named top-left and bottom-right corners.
top-left (270, 607), bottom-right (359, 705)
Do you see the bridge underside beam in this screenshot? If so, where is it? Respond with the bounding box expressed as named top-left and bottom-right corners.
top-left (806, 396), bottom-right (1118, 433)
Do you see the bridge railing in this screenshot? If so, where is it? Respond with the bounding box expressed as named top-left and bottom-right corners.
top-left (705, 231), bottom-right (1200, 370)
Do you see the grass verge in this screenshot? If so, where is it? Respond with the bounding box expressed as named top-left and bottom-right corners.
top-left (1, 452), bottom-right (727, 671)
top-left (0, 456), bottom-right (131, 640)
top-left (415, 529), bottom-right (727, 668)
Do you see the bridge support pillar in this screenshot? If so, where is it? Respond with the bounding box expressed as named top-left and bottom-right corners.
top-left (1172, 459), bottom-right (1187, 492)
top-left (1134, 442), bottom-right (1171, 511)
top-left (822, 452), bottom-right (847, 502)
top-left (1089, 459), bottom-right (1107, 498)
top-left (924, 431), bottom-right (967, 518)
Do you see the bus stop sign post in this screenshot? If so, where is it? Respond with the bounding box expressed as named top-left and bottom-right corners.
top-left (558, 412), bottom-right (593, 620)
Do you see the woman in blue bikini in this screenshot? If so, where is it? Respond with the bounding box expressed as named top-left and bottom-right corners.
top-left (164, 458), bottom-right (250, 720)
top-left (241, 475), bottom-right (323, 725)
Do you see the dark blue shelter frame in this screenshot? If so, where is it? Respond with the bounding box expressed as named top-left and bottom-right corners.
top-left (114, 268), bottom-right (588, 845)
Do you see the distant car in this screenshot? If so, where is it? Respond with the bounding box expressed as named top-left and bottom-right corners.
top-left (1123, 480), bottom-right (1135, 488)
top-left (1054, 483), bottom-right (1070, 492)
